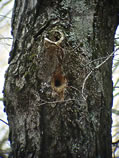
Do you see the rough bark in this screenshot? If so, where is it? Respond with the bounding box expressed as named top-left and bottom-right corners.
top-left (3, 0), bottom-right (119, 158)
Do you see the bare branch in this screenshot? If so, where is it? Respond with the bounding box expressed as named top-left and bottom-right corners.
top-left (0, 37), bottom-right (12, 40)
top-left (82, 48), bottom-right (119, 100)
top-left (0, 149), bottom-right (11, 154)
top-left (112, 109), bottom-right (119, 115)
top-left (0, 9), bottom-right (12, 23)
top-left (0, 98), bottom-right (3, 101)
top-left (0, 119), bottom-right (8, 126)
top-left (0, 0), bottom-right (13, 12)
top-left (112, 140), bottom-right (119, 146)
top-left (0, 14), bottom-right (11, 19)
top-left (39, 99), bottom-right (76, 107)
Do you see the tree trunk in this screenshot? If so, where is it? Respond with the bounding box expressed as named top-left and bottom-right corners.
top-left (3, 0), bottom-right (119, 158)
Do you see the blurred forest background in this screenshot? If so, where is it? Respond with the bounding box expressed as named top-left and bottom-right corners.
top-left (0, 0), bottom-right (119, 157)
top-left (0, 0), bottom-right (13, 157)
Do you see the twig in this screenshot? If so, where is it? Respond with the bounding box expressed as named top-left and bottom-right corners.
top-left (0, 119), bottom-right (8, 126)
top-left (0, 37), bottom-right (12, 40)
top-left (82, 71), bottom-right (93, 100)
top-left (112, 109), bottom-right (119, 115)
top-left (0, 98), bottom-right (3, 101)
top-left (85, 56), bottom-right (107, 67)
top-left (82, 48), bottom-right (119, 100)
top-left (0, 149), bottom-right (11, 154)
top-left (69, 86), bottom-right (80, 93)
top-left (0, 9), bottom-right (12, 23)
top-left (115, 37), bottom-right (119, 40)
top-left (0, 14), bottom-right (11, 19)
top-left (113, 86), bottom-right (119, 89)
top-left (112, 139), bottom-right (119, 145)
top-left (39, 99), bottom-right (75, 106)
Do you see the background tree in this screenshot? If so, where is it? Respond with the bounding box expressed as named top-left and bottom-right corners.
top-left (112, 31), bottom-right (119, 157)
top-left (0, 0), bottom-right (13, 157)
top-left (3, 0), bottom-right (119, 158)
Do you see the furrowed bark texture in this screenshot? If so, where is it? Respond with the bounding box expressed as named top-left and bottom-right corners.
top-left (4, 0), bottom-right (119, 158)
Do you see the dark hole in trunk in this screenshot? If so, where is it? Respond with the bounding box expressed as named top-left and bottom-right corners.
top-left (55, 79), bottom-right (61, 87)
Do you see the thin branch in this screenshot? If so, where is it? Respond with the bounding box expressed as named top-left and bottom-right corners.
top-left (82, 71), bottom-right (93, 100)
top-left (82, 48), bottom-right (119, 100)
top-left (112, 140), bottom-right (119, 146)
top-left (0, 98), bottom-right (3, 101)
top-left (39, 99), bottom-right (76, 106)
top-left (0, 37), bottom-right (12, 40)
top-left (115, 37), bottom-right (119, 40)
top-left (86, 52), bottom-right (119, 67)
top-left (0, 14), bottom-right (11, 19)
top-left (0, 0), bottom-right (13, 12)
top-left (0, 9), bottom-right (12, 23)
top-left (0, 42), bottom-right (11, 46)
top-left (85, 56), bottom-right (107, 67)
top-left (0, 149), bottom-right (11, 154)
top-left (0, 119), bottom-right (8, 126)
top-left (69, 86), bottom-right (80, 93)
top-left (113, 86), bottom-right (119, 89)
top-left (112, 124), bottom-right (119, 128)
top-left (112, 109), bottom-right (119, 115)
